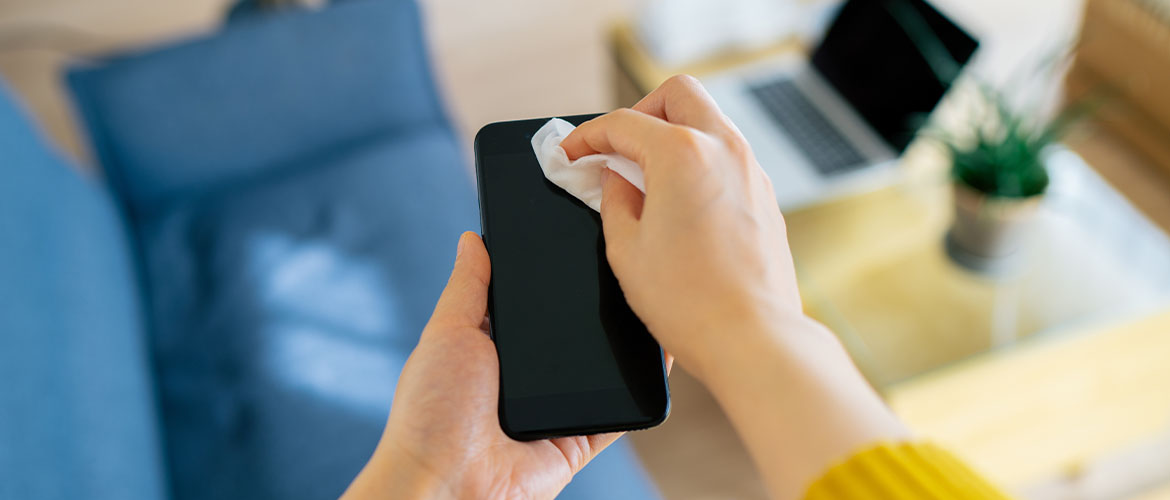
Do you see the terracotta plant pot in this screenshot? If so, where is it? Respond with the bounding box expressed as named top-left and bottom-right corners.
top-left (945, 181), bottom-right (1042, 273)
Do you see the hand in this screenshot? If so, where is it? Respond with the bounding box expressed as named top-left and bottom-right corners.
top-left (341, 232), bottom-right (643, 500)
top-left (561, 75), bottom-right (801, 379)
top-left (562, 76), bottom-right (908, 500)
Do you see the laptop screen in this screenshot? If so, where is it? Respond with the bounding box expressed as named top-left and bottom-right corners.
top-left (811, 0), bottom-right (978, 152)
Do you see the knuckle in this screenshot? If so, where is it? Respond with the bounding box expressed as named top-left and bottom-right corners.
top-left (664, 74), bottom-right (709, 102)
top-left (670, 126), bottom-right (707, 153)
top-left (665, 74), bottom-right (702, 91)
top-left (610, 107), bottom-right (638, 120)
top-left (723, 132), bottom-right (753, 160)
top-left (761, 169), bottom-right (777, 192)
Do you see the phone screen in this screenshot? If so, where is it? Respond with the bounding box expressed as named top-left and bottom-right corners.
top-left (474, 115), bottom-right (669, 439)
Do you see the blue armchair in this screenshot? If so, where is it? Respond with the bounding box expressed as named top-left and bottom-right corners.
top-left (0, 0), bottom-right (661, 498)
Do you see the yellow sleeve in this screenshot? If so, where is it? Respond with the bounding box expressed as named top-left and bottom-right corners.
top-left (802, 442), bottom-right (1013, 500)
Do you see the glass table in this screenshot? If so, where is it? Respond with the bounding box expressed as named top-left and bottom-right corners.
top-left (785, 146), bottom-right (1170, 389)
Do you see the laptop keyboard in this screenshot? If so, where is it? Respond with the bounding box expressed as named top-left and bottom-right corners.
top-left (749, 79), bottom-right (868, 176)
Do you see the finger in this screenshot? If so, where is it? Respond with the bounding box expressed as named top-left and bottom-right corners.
top-left (583, 432), bottom-right (624, 461)
top-left (632, 74), bottom-right (732, 135)
top-left (429, 232), bottom-right (492, 330)
top-left (549, 432), bottom-right (626, 475)
top-left (560, 108), bottom-right (676, 164)
top-left (599, 168), bottom-right (643, 248)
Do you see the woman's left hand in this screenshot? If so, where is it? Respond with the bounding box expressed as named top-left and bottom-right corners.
top-left (341, 231), bottom-right (651, 499)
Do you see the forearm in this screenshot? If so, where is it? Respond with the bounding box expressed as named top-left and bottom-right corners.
top-left (696, 314), bottom-right (910, 500)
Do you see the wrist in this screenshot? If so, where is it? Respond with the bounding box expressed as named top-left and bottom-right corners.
top-left (687, 308), bottom-right (838, 386)
top-left (342, 441), bottom-right (454, 500)
top-left (688, 311), bottom-right (909, 500)
top-left (387, 449), bottom-right (452, 500)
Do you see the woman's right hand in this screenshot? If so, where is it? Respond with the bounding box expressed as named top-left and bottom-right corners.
top-left (560, 75), bottom-right (806, 378)
top-left (562, 75), bottom-right (908, 500)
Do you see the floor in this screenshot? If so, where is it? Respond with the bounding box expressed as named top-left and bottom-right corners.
top-left (4, 1), bottom-right (1170, 499)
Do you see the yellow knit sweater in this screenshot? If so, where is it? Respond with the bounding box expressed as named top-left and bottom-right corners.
top-left (803, 442), bottom-right (1012, 500)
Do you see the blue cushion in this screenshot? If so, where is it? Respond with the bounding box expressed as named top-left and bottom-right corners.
top-left (0, 82), bottom-right (168, 499)
top-left (128, 127), bottom-right (480, 498)
top-left (66, 0), bottom-right (449, 208)
top-left (561, 440), bottom-right (663, 499)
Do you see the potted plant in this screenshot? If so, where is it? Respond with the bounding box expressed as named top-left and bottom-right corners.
top-left (887, 0), bottom-right (1098, 272)
top-left (937, 83), bottom-right (1090, 272)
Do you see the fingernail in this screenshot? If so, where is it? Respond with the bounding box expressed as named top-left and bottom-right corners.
top-left (456, 233), bottom-right (467, 259)
top-left (600, 168), bottom-right (612, 184)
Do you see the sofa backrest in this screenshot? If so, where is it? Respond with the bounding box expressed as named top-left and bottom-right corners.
top-left (67, 0), bottom-right (451, 210)
top-left (0, 82), bottom-right (168, 500)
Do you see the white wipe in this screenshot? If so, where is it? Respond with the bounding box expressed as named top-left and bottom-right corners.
top-left (531, 118), bottom-right (645, 212)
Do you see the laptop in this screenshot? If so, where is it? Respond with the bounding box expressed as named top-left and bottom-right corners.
top-left (703, 0), bottom-right (979, 208)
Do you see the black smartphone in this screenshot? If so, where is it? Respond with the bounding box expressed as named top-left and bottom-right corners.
top-left (474, 114), bottom-right (670, 441)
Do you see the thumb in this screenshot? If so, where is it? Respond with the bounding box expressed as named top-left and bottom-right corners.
top-left (429, 231), bottom-right (492, 329)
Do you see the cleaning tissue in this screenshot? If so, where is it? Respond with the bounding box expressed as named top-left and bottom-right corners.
top-left (531, 118), bottom-right (645, 212)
